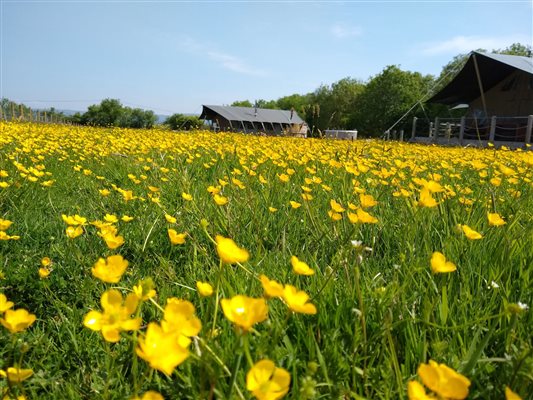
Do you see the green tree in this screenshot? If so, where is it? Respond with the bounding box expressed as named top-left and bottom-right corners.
top-left (78, 99), bottom-right (156, 128)
top-left (165, 114), bottom-right (203, 130)
top-left (496, 42), bottom-right (532, 56)
top-left (82, 98), bottom-right (123, 126)
top-left (231, 100), bottom-right (253, 107)
top-left (254, 99), bottom-right (278, 109)
top-left (354, 65), bottom-right (434, 137)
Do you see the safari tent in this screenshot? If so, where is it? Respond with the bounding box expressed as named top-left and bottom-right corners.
top-left (425, 51), bottom-right (533, 143)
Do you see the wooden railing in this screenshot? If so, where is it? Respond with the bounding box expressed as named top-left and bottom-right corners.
top-left (411, 115), bottom-right (533, 145)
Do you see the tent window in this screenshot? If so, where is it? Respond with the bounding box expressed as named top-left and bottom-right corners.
top-left (501, 76), bottom-right (517, 91)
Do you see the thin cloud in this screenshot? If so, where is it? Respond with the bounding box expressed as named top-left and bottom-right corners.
top-left (207, 51), bottom-right (267, 77)
top-left (177, 36), bottom-right (267, 77)
top-left (421, 35), bottom-right (530, 55)
top-left (331, 23), bottom-right (362, 39)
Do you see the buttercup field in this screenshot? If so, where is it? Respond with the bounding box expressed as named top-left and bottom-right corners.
top-left (0, 122), bottom-right (531, 399)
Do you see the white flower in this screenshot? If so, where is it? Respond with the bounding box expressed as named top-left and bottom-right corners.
top-left (517, 302), bottom-right (529, 311)
top-left (490, 280), bottom-right (499, 289)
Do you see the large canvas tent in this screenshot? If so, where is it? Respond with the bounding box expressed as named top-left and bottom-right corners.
top-left (200, 105), bottom-right (308, 137)
top-left (427, 52), bottom-right (533, 142)
top-left (428, 51), bottom-right (533, 117)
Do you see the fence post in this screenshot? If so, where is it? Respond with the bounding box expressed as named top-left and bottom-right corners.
top-left (433, 117), bottom-right (439, 143)
top-left (399, 129), bottom-right (404, 142)
top-left (411, 117), bottom-right (417, 140)
top-left (445, 122), bottom-right (451, 139)
top-left (459, 116), bottom-right (465, 145)
top-left (385, 130), bottom-right (390, 140)
top-left (526, 115), bottom-right (533, 145)
top-left (489, 116), bottom-right (497, 142)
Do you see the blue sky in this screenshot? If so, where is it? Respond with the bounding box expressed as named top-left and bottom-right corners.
top-left (1, 0), bottom-right (532, 115)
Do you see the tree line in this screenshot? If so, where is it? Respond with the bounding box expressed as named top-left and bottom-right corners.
top-left (230, 43), bottom-right (531, 137)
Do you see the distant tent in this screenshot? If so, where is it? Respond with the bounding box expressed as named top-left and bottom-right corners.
top-left (200, 105), bottom-right (308, 137)
top-left (428, 51), bottom-right (533, 117)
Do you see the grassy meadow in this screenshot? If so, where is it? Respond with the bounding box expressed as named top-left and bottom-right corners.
top-left (0, 121), bottom-right (532, 399)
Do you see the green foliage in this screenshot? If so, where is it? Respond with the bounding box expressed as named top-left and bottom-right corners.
top-left (231, 100), bottom-right (253, 107)
top-left (354, 66), bottom-right (434, 137)
top-left (165, 113), bottom-right (203, 130)
top-left (74, 99), bottom-right (156, 129)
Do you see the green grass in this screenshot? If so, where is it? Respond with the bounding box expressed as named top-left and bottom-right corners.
top-left (0, 122), bottom-right (532, 399)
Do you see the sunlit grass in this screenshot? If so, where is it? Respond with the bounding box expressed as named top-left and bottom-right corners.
top-left (0, 122), bottom-right (531, 399)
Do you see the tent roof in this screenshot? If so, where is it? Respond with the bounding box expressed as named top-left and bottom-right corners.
top-left (200, 105), bottom-right (306, 125)
top-left (428, 51), bottom-right (533, 105)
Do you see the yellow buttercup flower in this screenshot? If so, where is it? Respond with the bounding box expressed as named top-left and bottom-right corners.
top-left (121, 215), bottom-right (134, 222)
top-left (213, 194), bottom-right (229, 206)
top-left (407, 380), bottom-right (432, 400)
top-left (91, 255), bottom-right (129, 283)
top-left (104, 214), bottom-right (119, 224)
top-left (430, 252), bottom-right (456, 274)
top-left (168, 229), bottom-right (186, 245)
top-left (0, 367), bottom-right (33, 383)
top-left (101, 232), bottom-right (124, 249)
top-left (0, 308), bottom-right (37, 333)
top-left (136, 322), bottom-right (190, 375)
top-left (505, 386), bottom-right (522, 400)
top-left (417, 188), bottom-right (438, 208)
top-left (328, 210), bottom-right (342, 221)
top-left (260, 275), bottom-right (284, 298)
top-left (65, 225), bottom-right (83, 239)
top-left (359, 193), bottom-right (378, 208)
top-left (246, 359), bottom-right (291, 400)
top-left (132, 391), bottom-right (164, 400)
top-left (215, 235), bottom-right (249, 264)
top-left (182, 192), bottom-right (193, 201)
top-left (0, 294), bottom-right (14, 312)
top-left (283, 285), bottom-right (317, 315)
top-left (99, 189), bottom-right (111, 196)
top-left (460, 224), bottom-right (483, 240)
top-left (133, 278), bottom-right (156, 301)
top-left (162, 298), bottom-right (202, 339)
top-left (61, 214), bottom-right (87, 226)
top-left (221, 295), bottom-right (268, 331)
top-left (83, 289), bottom-right (141, 342)
top-left (289, 201), bottom-right (301, 209)
top-left (38, 267), bottom-right (51, 279)
top-left (290, 256), bottom-right (315, 276)
top-left (196, 281), bottom-right (214, 297)
top-left (488, 212), bottom-right (506, 227)
top-left (356, 208), bottom-right (378, 224)
top-left (41, 257), bottom-right (52, 267)
top-left (0, 218), bottom-right (13, 231)
top-left (330, 199), bottom-right (345, 213)
top-left (417, 360), bottom-right (470, 400)
top-left (164, 214), bottom-right (177, 224)
top-left (278, 173), bottom-right (290, 183)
